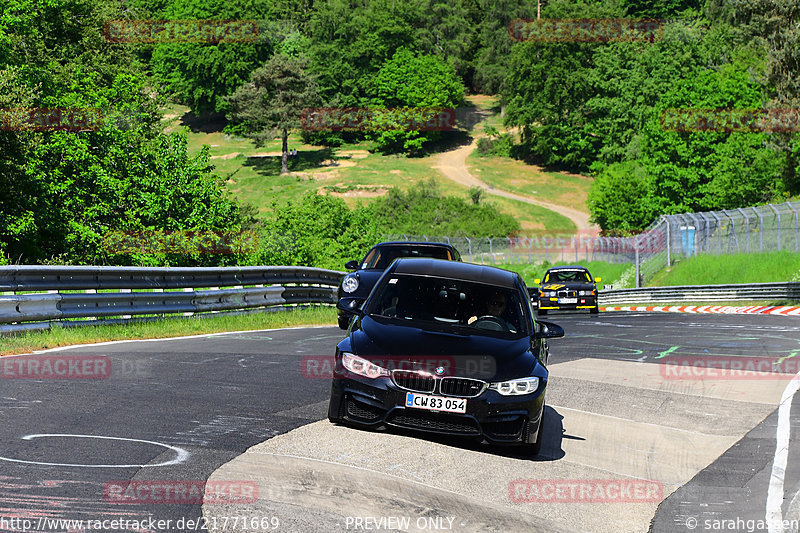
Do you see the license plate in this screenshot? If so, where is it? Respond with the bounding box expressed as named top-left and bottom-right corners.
top-left (405, 392), bottom-right (466, 414)
top-left (559, 298), bottom-right (577, 304)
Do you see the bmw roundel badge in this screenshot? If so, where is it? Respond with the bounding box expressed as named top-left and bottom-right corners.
top-left (435, 366), bottom-right (445, 376)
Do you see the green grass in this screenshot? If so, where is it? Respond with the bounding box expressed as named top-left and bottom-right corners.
top-left (648, 251), bottom-right (800, 286)
top-left (491, 260), bottom-right (633, 288)
top-left (0, 306), bottom-right (338, 356)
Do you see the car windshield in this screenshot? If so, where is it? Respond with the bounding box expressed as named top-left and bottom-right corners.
top-left (367, 274), bottom-right (527, 336)
top-left (362, 246), bottom-right (452, 270)
top-left (545, 270), bottom-right (591, 283)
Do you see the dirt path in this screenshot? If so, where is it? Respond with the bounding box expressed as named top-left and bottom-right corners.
top-left (431, 137), bottom-right (597, 232)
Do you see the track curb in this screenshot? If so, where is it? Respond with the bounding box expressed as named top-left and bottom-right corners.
top-left (599, 305), bottom-right (800, 315)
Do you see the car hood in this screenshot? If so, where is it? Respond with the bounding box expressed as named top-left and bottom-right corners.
top-left (349, 316), bottom-right (537, 381)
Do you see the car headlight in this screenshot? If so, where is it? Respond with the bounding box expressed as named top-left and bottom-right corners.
top-left (489, 377), bottom-right (540, 396)
top-left (342, 352), bottom-right (389, 379)
top-left (579, 290), bottom-right (587, 296)
top-left (342, 274), bottom-right (359, 293)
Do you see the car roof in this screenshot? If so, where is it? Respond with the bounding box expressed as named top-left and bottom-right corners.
top-left (546, 265), bottom-right (589, 271)
top-left (388, 258), bottom-right (519, 289)
top-left (373, 241), bottom-right (454, 248)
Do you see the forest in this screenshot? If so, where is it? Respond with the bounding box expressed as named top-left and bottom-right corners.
top-left (0, 0), bottom-right (797, 266)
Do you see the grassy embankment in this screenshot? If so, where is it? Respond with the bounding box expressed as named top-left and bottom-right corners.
top-left (649, 251), bottom-right (800, 286)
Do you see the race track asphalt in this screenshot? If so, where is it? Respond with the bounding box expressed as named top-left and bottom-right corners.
top-left (0, 313), bottom-right (798, 532)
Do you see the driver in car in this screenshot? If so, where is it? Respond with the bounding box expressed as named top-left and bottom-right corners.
top-left (467, 290), bottom-right (518, 332)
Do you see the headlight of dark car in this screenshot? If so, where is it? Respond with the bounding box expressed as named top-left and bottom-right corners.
top-left (342, 274), bottom-right (359, 293)
top-left (342, 352), bottom-right (390, 378)
top-left (488, 377), bottom-right (540, 396)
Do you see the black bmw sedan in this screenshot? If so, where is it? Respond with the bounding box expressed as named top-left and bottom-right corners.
top-left (329, 258), bottom-right (564, 455)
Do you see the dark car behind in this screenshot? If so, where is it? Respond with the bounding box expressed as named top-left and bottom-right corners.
top-left (336, 241), bottom-right (461, 329)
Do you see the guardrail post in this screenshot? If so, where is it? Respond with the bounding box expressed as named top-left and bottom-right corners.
top-left (634, 239), bottom-right (640, 288)
top-left (665, 216), bottom-right (671, 267)
top-left (465, 237), bottom-right (472, 262)
top-left (788, 203), bottom-right (799, 252)
top-left (722, 210), bottom-right (738, 253)
top-left (710, 212), bottom-right (723, 254)
top-left (487, 237), bottom-right (494, 265)
top-left (737, 208), bottom-right (750, 253)
top-left (508, 236), bottom-right (514, 264)
top-left (753, 206), bottom-right (763, 252)
top-left (768, 203), bottom-right (781, 251)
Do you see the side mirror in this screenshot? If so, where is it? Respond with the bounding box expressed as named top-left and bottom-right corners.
top-left (534, 320), bottom-right (564, 339)
top-left (534, 278), bottom-right (541, 285)
top-left (344, 260), bottom-right (359, 270)
top-left (337, 297), bottom-right (365, 316)
top-left (595, 277), bottom-right (602, 283)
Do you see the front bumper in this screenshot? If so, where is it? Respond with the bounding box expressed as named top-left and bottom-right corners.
top-left (329, 374), bottom-right (545, 445)
top-left (538, 295), bottom-right (597, 311)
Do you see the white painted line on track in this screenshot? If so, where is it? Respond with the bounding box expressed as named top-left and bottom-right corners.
top-left (0, 434), bottom-right (189, 468)
top-left (767, 371), bottom-right (800, 533)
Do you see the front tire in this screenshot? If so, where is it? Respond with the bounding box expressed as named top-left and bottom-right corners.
top-left (537, 309), bottom-right (547, 316)
top-left (590, 306), bottom-right (599, 315)
top-left (521, 407), bottom-right (545, 456)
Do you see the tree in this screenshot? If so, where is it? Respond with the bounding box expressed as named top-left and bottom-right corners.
top-left (226, 54), bottom-right (320, 173)
top-left (369, 47), bottom-right (465, 154)
top-left (587, 161), bottom-right (658, 232)
top-left (150, 0), bottom-right (272, 115)
top-left (640, 65), bottom-right (785, 214)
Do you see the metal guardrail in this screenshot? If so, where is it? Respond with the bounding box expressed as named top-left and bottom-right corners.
top-left (598, 282), bottom-right (800, 305)
top-left (3, 265), bottom-right (797, 334)
top-left (0, 266), bottom-right (345, 333)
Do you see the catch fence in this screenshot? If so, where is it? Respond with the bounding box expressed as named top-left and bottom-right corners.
top-left (387, 200), bottom-right (800, 288)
